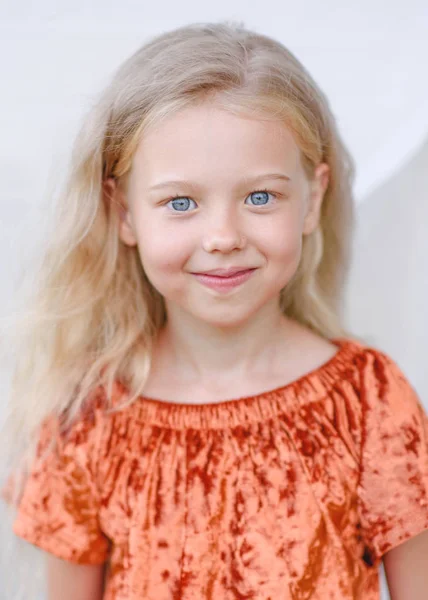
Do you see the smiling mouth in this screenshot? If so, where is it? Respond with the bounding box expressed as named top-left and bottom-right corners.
top-left (190, 268), bottom-right (257, 292)
top-left (192, 267), bottom-right (257, 278)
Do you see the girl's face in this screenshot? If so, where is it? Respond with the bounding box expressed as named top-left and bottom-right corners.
top-left (113, 102), bottom-right (329, 327)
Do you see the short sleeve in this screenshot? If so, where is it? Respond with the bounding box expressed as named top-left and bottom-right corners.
top-left (357, 349), bottom-right (428, 564)
top-left (12, 400), bottom-right (110, 565)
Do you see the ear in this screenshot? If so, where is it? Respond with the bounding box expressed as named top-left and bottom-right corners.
top-left (103, 177), bottom-right (138, 247)
top-left (302, 163), bottom-right (330, 235)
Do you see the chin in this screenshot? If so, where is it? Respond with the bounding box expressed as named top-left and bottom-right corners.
top-left (193, 306), bottom-right (260, 329)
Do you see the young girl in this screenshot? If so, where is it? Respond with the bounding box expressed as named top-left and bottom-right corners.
top-left (2, 20), bottom-right (428, 600)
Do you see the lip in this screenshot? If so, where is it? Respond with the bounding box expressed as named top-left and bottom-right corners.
top-left (193, 267), bottom-right (255, 277)
top-left (191, 268), bottom-right (257, 293)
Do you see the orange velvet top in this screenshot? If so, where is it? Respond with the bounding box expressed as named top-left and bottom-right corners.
top-left (10, 338), bottom-right (428, 599)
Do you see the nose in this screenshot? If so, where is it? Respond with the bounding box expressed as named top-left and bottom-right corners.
top-left (201, 205), bottom-right (246, 253)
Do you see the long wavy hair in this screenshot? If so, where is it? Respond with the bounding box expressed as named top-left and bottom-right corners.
top-left (1, 20), bottom-right (360, 499)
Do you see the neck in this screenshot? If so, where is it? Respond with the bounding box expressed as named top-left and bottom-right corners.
top-left (153, 299), bottom-right (300, 385)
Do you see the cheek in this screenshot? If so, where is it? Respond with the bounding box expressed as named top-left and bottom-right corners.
top-left (275, 238), bottom-right (303, 287)
top-left (259, 218), bottom-right (303, 267)
top-left (134, 221), bottom-right (192, 285)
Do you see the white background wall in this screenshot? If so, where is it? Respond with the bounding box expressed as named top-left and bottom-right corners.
top-left (1, 1), bottom-right (427, 598)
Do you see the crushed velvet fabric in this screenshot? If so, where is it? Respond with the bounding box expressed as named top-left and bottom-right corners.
top-left (11, 338), bottom-right (428, 599)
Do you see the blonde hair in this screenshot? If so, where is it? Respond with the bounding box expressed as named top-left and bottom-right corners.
top-left (2, 20), bottom-right (360, 495)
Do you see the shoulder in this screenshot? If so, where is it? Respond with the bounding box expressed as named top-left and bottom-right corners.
top-left (57, 380), bottom-right (142, 462)
top-left (339, 340), bottom-right (428, 474)
top-left (315, 331), bottom-right (415, 386)
top-left (343, 338), bottom-right (422, 409)
top-left (286, 323), bottom-right (420, 405)
top-left (299, 328), bottom-right (424, 426)
top-left (59, 380), bottom-right (133, 435)
top-left (338, 337), bottom-right (424, 420)
top-left (37, 381), bottom-right (131, 463)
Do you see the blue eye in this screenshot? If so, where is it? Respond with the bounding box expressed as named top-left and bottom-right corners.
top-left (167, 197), bottom-right (197, 212)
top-left (245, 190), bottom-right (274, 206)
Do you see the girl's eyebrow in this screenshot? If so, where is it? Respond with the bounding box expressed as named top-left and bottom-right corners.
top-left (148, 173), bottom-right (292, 191)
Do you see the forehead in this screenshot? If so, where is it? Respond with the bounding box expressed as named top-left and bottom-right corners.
top-left (129, 103), bottom-right (302, 187)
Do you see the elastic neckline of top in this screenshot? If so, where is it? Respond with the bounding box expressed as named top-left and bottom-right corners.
top-left (109, 337), bottom-right (366, 429)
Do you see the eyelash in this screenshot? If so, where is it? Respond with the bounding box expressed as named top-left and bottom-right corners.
top-left (164, 188), bottom-right (278, 212)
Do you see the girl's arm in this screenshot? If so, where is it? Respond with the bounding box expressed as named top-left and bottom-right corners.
top-left (383, 529), bottom-right (428, 600)
top-left (46, 555), bottom-right (106, 600)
